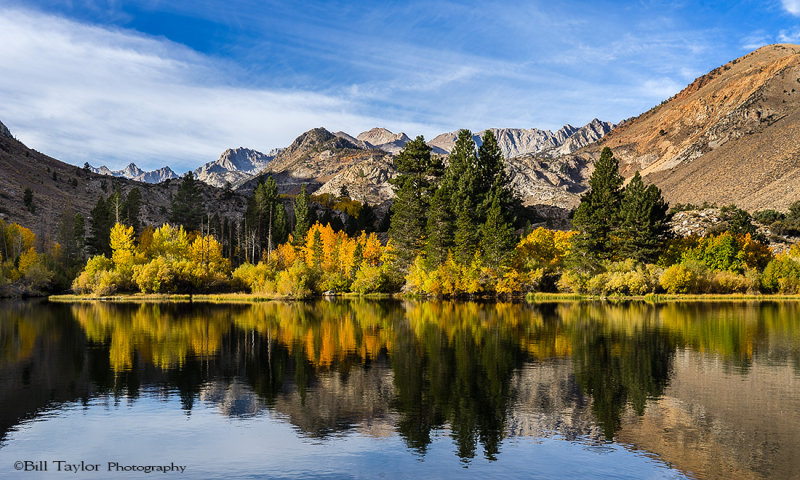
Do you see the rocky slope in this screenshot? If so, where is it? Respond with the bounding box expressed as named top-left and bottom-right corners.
top-left (194, 147), bottom-right (278, 188)
top-left (427, 120), bottom-right (613, 159)
top-left (87, 162), bottom-right (179, 184)
top-left (569, 43), bottom-right (800, 211)
top-left (356, 127), bottom-right (412, 154)
top-left (236, 127), bottom-right (390, 198)
top-left (0, 120), bottom-right (11, 139)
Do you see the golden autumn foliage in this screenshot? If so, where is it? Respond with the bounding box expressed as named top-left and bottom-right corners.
top-left (74, 223), bottom-right (232, 294)
top-left (0, 220), bottom-right (54, 293)
top-left (235, 222), bottom-right (396, 297)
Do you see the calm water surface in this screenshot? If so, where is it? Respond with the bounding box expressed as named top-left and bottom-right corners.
top-left (1, 299), bottom-right (799, 479)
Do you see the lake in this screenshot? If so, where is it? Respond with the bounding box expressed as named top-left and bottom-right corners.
top-left (1, 299), bottom-right (799, 479)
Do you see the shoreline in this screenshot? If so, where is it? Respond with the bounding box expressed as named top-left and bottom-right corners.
top-left (47, 292), bottom-right (400, 303)
top-left (46, 292), bottom-right (800, 304)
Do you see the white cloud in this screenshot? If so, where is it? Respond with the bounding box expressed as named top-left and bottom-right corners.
top-left (0, 8), bottom-right (433, 172)
top-left (778, 28), bottom-right (800, 42)
top-left (782, 0), bottom-right (800, 15)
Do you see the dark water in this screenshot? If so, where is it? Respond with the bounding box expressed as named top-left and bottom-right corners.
top-left (1, 300), bottom-right (799, 479)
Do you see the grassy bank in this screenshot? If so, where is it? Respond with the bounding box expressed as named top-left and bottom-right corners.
top-left (49, 292), bottom-right (399, 303)
top-left (526, 292), bottom-right (800, 303)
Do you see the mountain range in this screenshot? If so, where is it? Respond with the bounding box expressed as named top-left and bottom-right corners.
top-left (2, 44), bottom-right (799, 235)
top-left (194, 147), bottom-right (281, 188)
top-left (87, 162), bottom-right (179, 184)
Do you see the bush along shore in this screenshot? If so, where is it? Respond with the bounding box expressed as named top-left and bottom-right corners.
top-left (7, 131), bottom-right (800, 301)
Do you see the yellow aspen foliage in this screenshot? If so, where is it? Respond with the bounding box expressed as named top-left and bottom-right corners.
top-left (514, 228), bottom-right (576, 271)
top-left (739, 233), bottom-right (773, 270)
top-left (151, 224), bottom-right (189, 259)
top-left (17, 247), bottom-right (39, 276)
top-left (495, 268), bottom-right (523, 295)
top-left (110, 223), bottom-right (137, 273)
top-left (275, 238), bottom-right (298, 270)
top-left (338, 235), bottom-right (358, 276)
top-left (189, 234), bottom-right (230, 276)
top-left (137, 226), bottom-right (155, 256)
top-left (3, 222), bottom-right (36, 259)
top-left (404, 255), bottom-right (430, 294)
top-left (436, 252), bottom-right (462, 296)
top-left (461, 253), bottom-right (486, 295)
top-left (360, 232), bottom-right (383, 266)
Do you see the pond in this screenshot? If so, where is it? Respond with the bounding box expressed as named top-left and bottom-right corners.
top-left (1, 299), bottom-right (799, 479)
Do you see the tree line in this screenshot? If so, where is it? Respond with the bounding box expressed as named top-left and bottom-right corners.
top-left (13, 133), bottom-right (800, 297)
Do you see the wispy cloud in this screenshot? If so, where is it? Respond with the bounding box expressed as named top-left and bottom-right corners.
top-left (0, 7), bottom-right (432, 171)
top-left (782, 0), bottom-right (800, 15)
top-left (0, 2), bottom-right (755, 171)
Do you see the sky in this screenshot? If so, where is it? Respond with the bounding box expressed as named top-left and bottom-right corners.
top-left (0, 0), bottom-right (798, 172)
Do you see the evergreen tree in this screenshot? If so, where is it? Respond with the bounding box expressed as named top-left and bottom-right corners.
top-left (480, 183), bottom-right (517, 268)
top-left (88, 196), bottom-right (113, 256)
top-left (249, 176), bottom-right (288, 260)
top-left (476, 130), bottom-right (517, 266)
top-left (425, 181), bottom-right (456, 266)
top-left (434, 129), bottom-right (479, 264)
top-left (23, 188), bottom-right (34, 213)
top-left (389, 136), bottom-right (442, 267)
top-left (124, 187), bottom-right (142, 234)
top-left (571, 147), bottom-right (624, 262)
top-left (170, 172), bottom-right (203, 231)
top-left (293, 184), bottom-right (311, 242)
top-left (617, 172), bottom-right (669, 263)
top-left (358, 201), bottom-right (377, 233)
top-left (476, 130), bottom-right (505, 198)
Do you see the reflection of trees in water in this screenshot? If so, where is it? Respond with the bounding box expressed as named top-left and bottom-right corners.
top-left (569, 314), bottom-right (675, 438)
top-left (4, 300), bottom-right (800, 460)
top-left (392, 301), bottom-right (524, 461)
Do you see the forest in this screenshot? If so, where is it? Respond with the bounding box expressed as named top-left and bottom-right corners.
top-left (5, 130), bottom-right (800, 298)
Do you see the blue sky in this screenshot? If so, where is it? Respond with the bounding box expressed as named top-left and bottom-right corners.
top-left (0, 0), bottom-right (798, 172)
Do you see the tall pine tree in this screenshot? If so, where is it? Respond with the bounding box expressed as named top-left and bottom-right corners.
top-left (170, 172), bottom-right (204, 231)
top-left (617, 171), bottom-right (669, 263)
top-left (389, 136), bottom-right (442, 267)
top-left (571, 147), bottom-right (624, 263)
top-left (293, 184), bottom-right (311, 243)
top-left (480, 182), bottom-right (517, 268)
top-left (450, 130), bottom-right (481, 263)
top-left (249, 176), bottom-right (288, 260)
top-left (88, 195), bottom-right (113, 256)
top-left (124, 187), bottom-right (142, 234)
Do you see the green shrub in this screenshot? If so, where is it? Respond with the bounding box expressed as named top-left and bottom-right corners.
top-left (276, 260), bottom-right (316, 298)
top-left (761, 255), bottom-right (800, 293)
top-left (72, 255), bottom-right (114, 294)
top-left (232, 262), bottom-right (277, 294)
top-left (659, 264), bottom-right (698, 294)
top-left (350, 264), bottom-right (387, 294)
top-left (709, 269), bottom-right (757, 294)
top-left (133, 257), bottom-right (176, 293)
top-left (557, 270), bottom-right (591, 293)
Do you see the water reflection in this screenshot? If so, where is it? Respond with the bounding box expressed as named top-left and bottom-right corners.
top-left (2, 299), bottom-right (800, 478)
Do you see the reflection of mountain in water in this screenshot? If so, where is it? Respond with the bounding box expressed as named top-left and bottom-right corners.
top-left (3, 300), bottom-right (800, 478)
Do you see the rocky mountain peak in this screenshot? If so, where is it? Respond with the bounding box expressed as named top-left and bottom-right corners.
top-left (86, 162), bottom-right (178, 184)
top-left (427, 121), bottom-right (613, 159)
top-left (120, 163), bottom-right (145, 178)
top-left (294, 127), bottom-right (338, 149)
top-left (357, 127), bottom-right (410, 146)
top-left (194, 147), bottom-right (275, 188)
top-left (0, 120), bottom-right (11, 139)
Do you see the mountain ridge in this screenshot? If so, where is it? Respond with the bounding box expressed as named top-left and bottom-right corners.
top-left (87, 162), bottom-right (179, 184)
top-left (565, 43), bottom-right (800, 211)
